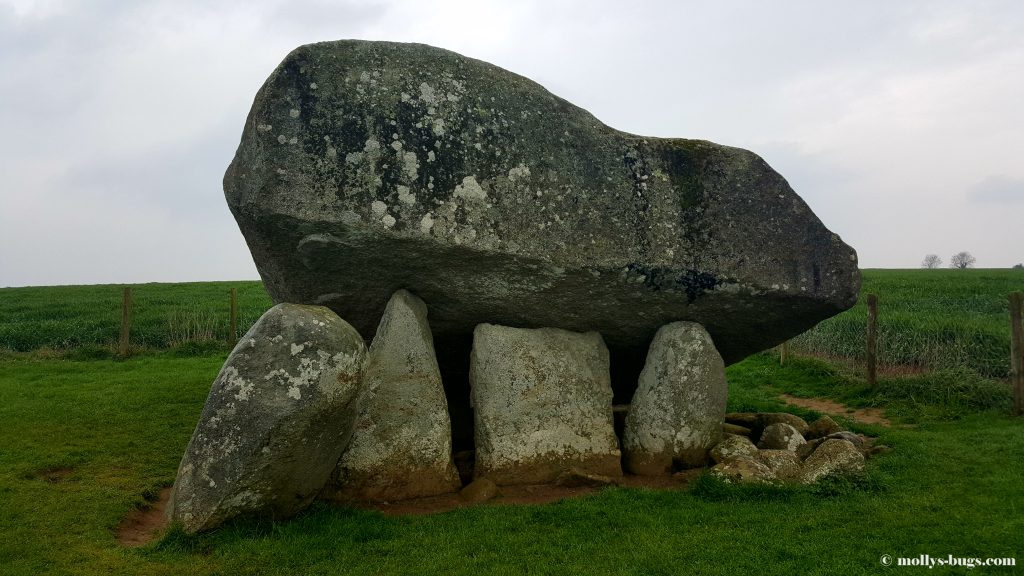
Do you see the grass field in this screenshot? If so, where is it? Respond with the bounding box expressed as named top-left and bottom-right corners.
top-left (792, 269), bottom-right (1024, 378)
top-left (0, 353), bottom-right (1019, 575)
top-left (0, 270), bottom-right (1021, 574)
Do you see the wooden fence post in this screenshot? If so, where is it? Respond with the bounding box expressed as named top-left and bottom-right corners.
top-left (779, 340), bottom-right (790, 366)
top-left (229, 287), bottom-right (238, 348)
top-left (119, 286), bottom-right (132, 357)
top-left (866, 293), bottom-right (878, 388)
top-left (1010, 292), bottom-right (1023, 416)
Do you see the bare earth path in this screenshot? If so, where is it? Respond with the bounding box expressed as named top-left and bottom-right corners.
top-left (779, 394), bottom-right (892, 426)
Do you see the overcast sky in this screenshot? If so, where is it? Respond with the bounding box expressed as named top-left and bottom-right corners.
top-left (1, 0), bottom-right (1022, 287)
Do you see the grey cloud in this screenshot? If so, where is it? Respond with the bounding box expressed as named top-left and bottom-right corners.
top-left (969, 175), bottom-right (1024, 204)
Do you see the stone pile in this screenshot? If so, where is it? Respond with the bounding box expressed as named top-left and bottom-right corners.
top-left (708, 412), bottom-right (888, 485)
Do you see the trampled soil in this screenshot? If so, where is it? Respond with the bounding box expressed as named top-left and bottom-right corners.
top-left (116, 488), bottom-right (173, 547)
top-left (779, 394), bottom-right (892, 426)
top-left (115, 471), bottom-right (703, 545)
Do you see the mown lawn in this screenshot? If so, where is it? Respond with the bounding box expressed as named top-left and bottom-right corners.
top-left (1, 353), bottom-right (1020, 575)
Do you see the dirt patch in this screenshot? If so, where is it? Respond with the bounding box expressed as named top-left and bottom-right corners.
top-left (116, 488), bottom-right (172, 547)
top-left (358, 470), bottom-right (701, 516)
top-left (37, 467), bottom-right (74, 483)
top-left (779, 394), bottom-right (892, 426)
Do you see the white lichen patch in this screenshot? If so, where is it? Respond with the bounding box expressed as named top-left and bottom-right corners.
top-left (419, 82), bottom-right (438, 105)
top-left (420, 213), bottom-right (434, 234)
top-left (397, 185), bottom-right (416, 206)
top-left (277, 135), bottom-right (287, 144)
top-left (290, 343), bottom-right (305, 356)
top-left (453, 176), bottom-right (487, 201)
top-left (287, 386), bottom-right (302, 400)
top-left (507, 163), bottom-right (531, 181)
top-left (371, 200), bottom-right (388, 215)
top-left (289, 109), bottom-right (300, 118)
top-left (381, 214), bottom-right (397, 228)
top-left (401, 151), bottom-right (419, 180)
top-left (257, 124), bottom-right (273, 132)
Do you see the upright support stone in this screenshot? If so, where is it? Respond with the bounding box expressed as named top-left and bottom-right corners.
top-left (470, 324), bottom-right (621, 485)
top-left (623, 321), bottom-right (728, 474)
top-left (330, 290), bottom-right (461, 502)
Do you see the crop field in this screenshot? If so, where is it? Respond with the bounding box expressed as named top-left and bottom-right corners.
top-left (0, 269), bottom-right (1021, 574)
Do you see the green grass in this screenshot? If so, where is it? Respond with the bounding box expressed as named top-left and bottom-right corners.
top-left (0, 282), bottom-right (271, 354)
top-left (1, 353), bottom-right (1021, 575)
top-left (793, 268), bottom-right (1024, 378)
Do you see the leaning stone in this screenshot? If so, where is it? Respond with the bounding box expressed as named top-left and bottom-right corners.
top-left (798, 439), bottom-right (866, 484)
top-left (470, 324), bottom-right (621, 485)
top-left (225, 40), bottom-right (861, 445)
top-left (758, 423), bottom-right (807, 451)
top-left (459, 478), bottom-right (498, 503)
top-left (623, 322), bottom-right (727, 474)
top-left (755, 450), bottom-right (802, 481)
top-left (168, 304), bottom-right (366, 534)
top-left (329, 290), bottom-right (460, 502)
top-left (709, 456), bottom-right (778, 485)
top-left (710, 435), bottom-right (759, 464)
top-left (722, 423), bottom-right (752, 437)
top-left (805, 415), bottom-right (843, 440)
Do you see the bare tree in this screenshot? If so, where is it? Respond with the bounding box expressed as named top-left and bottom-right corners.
top-left (921, 254), bottom-right (942, 269)
top-left (950, 251), bottom-right (976, 269)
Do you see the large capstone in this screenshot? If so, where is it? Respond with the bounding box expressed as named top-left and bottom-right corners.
top-left (622, 321), bottom-right (727, 474)
top-left (225, 40), bottom-right (861, 439)
top-left (167, 304), bottom-right (366, 534)
top-left (328, 290), bottom-right (460, 502)
top-left (469, 324), bottom-right (621, 484)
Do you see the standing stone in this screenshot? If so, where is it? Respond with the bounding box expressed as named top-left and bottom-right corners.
top-left (329, 290), bottom-right (460, 502)
top-left (168, 304), bottom-right (366, 534)
top-left (470, 324), bottom-right (621, 485)
top-left (623, 322), bottom-right (727, 474)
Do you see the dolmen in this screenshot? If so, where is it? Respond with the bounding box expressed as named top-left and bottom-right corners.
top-left (167, 39), bottom-right (860, 533)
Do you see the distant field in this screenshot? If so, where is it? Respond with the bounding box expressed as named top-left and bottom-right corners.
top-left (792, 269), bottom-right (1023, 378)
top-left (1, 270), bottom-right (1022, 379)
top-left (0, 282), bottom-right (271, 353)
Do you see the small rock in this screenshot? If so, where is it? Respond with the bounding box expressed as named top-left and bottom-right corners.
top-left (798, 439), bottom-right (865, 484)
top-left (805, 416), bottom-right (843, 440)
top-left (722, 423), bottom-right (752, 437)
top-left (724, 412), bottom-right (759, 428)
top-left (759, 413), bottom-right (810, 435)
top-left (460, 478), bottom-right (499, 503)
top-left (825, 431), bottom-right (868, 451)
top-left (709, 456), bottom-right (778, 485)
top-left (710, 435), bottom-right (759, 464)
top-left (758, 423), bottom-right (807, 451)
top-left (755, 450), bottom-right (802, 481)
top-left (555, 467), bottom-right (619, 488)
top-left (868, 445), bottom-right (893, 457)
top-left (796, 438), bottom-right (824, 460)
